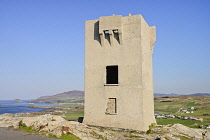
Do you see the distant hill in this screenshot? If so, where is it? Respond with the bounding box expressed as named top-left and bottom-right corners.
top-left (154, 93), bottom-right (180, 97)
top-left (30, 91), bottom-right (210, 104)
top-left (13, 99), bottom-right (23, 103)
top-left (154, 93), bottom-right (210, 97)
top-left (30, 90), bottom-right (84, 104)
top-left (189, 93), bottom-right (210, 96)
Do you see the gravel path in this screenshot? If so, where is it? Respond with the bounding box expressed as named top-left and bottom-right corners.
top-left (0, 127), bottom-right (59, 140)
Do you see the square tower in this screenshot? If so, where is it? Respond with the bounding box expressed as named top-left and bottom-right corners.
top-left (84, 14), bottom-right (156, 131)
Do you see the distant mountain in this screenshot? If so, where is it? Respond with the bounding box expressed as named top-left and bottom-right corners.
top-left (189, 93), bottom-right (210, 96)
top-left (30, 90), bottom-right (84, 104)
top-left (30, 91), bottom-right (210, 104)
top-left (154, 93), bottom-right (180, 97)
top-left (154, 93), bottom-right (210, 97)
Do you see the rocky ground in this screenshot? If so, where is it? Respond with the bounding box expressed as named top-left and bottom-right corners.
top-left (0, 113), bottom-right (210, 140)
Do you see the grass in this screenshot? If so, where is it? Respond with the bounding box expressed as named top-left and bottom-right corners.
top-left (157, 118), bottom-right (196, 126)
top-left (52, 104), bottom-right (83, 108)
top-left (19, 121), bottom-right (81, 140)
top-left (60, 99), bottom-right (76, 103)
top-left (89, 131), bottom-right (105, 139)
top-left (176, 110), bottom-right (210, 120)
top-left (154, 101), bottom-right (184, 114)
top-left (60, 133), bottom-right (81, 140)
top-left (156, 118), bottom-right (207, 128)
top-left (146, 123), bottom-right (164, 134)
top-left (186, 102), bottom-right (201, 106)
top-left (124, 134), bottom-right (144, 138)
top-left (19, 121), bottom-right (36, 133)
top-left (50, 104), bottom-right (84, 121)
top-left (48, 133), bottom-right (81, 140)
top-left (173, 135), bottom-right (192, 140)
top-left (155, 96), bottom-right (210, 128)
top-left (64, 110), bottom-right (84, 121)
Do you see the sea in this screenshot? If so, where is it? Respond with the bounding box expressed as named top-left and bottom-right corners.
top-left (0, 100), bottom-right (55, 115)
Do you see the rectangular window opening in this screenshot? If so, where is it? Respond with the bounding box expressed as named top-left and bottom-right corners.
top-left (106, 98), bottom-right (117, 115)
top-left (113, 30), bottom-right (120, 44)
top-left (104, 30), bottom-right (111, 45)
top-left (104, 30), bottom-right (109, 34)
top-left (106, 65), bottom-right (118, 84)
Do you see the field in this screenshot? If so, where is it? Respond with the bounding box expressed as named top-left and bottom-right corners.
top-left (64, 110), bottom-right (84, 121)
top-left (154, 96), bottom-right (210, 128)
top-left (54, 96), bottom-right (210, 129)
top-left (49, 104), bottom-right (84, 121)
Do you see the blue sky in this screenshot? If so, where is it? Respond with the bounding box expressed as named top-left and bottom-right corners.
top-left (0, 0), bottom-right (209, 99)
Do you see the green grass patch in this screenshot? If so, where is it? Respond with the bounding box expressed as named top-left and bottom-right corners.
top-left (146, 123), bottom-right (160, 134)
top-left (19, 121), bottom-right (81, 140)
top-left (52, 104), bottom-right (83, 108)
top-left (173, 134), bottom-right (192, 140)
top-left (175, 108), bottom-right (210, 120)
top-left (156, 118), bottom-right (202, 128)
top-left (60, 133), bottom-right (81, 140)
top-left (129, 130), bottom-right (139, 134)
top-left (48, 134), bottom-right (59, 139)
top-left (60, 99), bottom-right (76, 103)
top-left (154, 102), bottom-right (183, 113)
top-left (186, 102), bottom-right (201, 106)
top-left (49, 133), bottom-right (81, 140)
top-left (157, 118), bottom-right (210, 129)
top-left (89, 131), bottom-right (105, 139)
top-left (124, 134), bottom-right (144, 138)
top-left (19, 121), bottom-right (36, 133)
top-left (64, 110), bottom-right (84, 121)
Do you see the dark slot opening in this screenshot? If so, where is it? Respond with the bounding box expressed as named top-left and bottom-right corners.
top-left (104, 30), bottom-right (111, 45)
top-left (106, 66), bottom-right (118, 84)
top-left (104, 30), bottom-right (109, 34)
top-left (113, 30), bottom-right (120, 44)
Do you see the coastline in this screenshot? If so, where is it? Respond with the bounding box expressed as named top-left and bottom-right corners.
top-left (0, 100), bottom-right (57, 115)
top-left (1, 102), bottom-right (209, 139)
top-left (0, 112), bottom-right (209, 140)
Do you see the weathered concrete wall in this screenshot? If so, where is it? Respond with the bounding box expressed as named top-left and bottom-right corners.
top-left (84, 14), bottom-right (156, 131)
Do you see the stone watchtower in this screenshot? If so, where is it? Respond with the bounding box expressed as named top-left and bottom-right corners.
top-left (84, 14), bottom-right (156, 131)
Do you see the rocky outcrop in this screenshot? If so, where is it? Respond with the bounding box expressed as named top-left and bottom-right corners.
top-left (168, 124), bottom-right (206, 139)
top-left (0, 113), bottom-right (23, 128)
top-left (0, 113), bottom-right (209, 140)
top-left (13, 99), bottom-right (23, 103)
top-left (158, 124), bottom-right (210, 140)
top-left (0, 114), bottom-right (101, 140)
